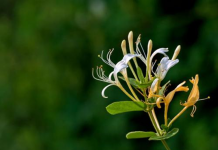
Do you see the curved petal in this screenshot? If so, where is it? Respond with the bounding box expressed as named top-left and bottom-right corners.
top-left (122, 54), bottom-right (141, 64)
top-left (165, 81), bottom-right (188, 105)
top-left (114, 61), bottom-right (128, 75)
top-left (101, 84), bottom-right (115, 98)
top-left (156, 57), bottom-right (179, 80)
top-left (151, 78), bottom-right (159, 93)
top-left (166, 59), bottom-right (179, 70)
top-left (175, 81), bottom-right (186, 89)
top-left (113, 54), bottom-right (145, 82)
top-left (150, 48), bottom-right (168, 66)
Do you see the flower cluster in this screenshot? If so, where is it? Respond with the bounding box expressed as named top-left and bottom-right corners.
top-left (92, 31), bottom-right (209, 148)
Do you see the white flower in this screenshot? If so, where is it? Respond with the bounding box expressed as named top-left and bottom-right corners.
top-left (113, 54), bottom-right (142, 76)
top-left (94, 53), bottom-right (143, 98)
top-left (155, 57), bottom-right (179, 80)
top-left (135, 37), bottom-right (169, 80)
top-left (149, 48), bottom-right (169, 67)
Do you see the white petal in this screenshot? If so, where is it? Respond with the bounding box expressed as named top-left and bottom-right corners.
top-left (122, 54), bottom-right (141, 64)
top-left (114, 61), bottom-right (128, 75)
top-left (166, 59), bottom-right (179, 70)
top-left (112, 53), bottom-right (147, 83)
top-left (150, 48), bottom-right (169, 63)
top-left (101, 84), bottom-right (115, 98)
top-left (151, 78), bottom-right (159, 93)
top-left (156, 57), bottom-right (179, 80)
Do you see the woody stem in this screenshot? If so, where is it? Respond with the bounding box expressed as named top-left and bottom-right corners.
top-left (148, 111), bottom-right (171, 150)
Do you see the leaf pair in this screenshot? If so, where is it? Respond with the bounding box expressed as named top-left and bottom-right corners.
top-left (106, 101), bottom-right (179, 141)
top-left (126, 128), bottom-right (179, 140)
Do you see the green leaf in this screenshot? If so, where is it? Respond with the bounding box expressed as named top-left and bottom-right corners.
top-left (106, 101), bottom-right (148, 115)
top-left (119, 77), bottom-right (139, 87)
top-left (136, 82), bottom-right (151, 88)
top-left (118, 76), bottom-right (156, 89)
top-left (136, 67), bottom-right (145, 83)
top-left (149, 128), bottom-right (179, 141)
top-left (126, 131), bottom-right (156, 139)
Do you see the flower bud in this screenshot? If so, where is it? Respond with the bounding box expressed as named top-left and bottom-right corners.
top-left (121, 40), bottom-right (127, 55)
top-left (128, 31), bottom-right (134, 54)
top-left (172, 45), bottom-right (181, 60)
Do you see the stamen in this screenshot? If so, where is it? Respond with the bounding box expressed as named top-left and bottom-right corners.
top-left (198, 96), bottom-right (210, 101)
top-left (92, 67), bottom-right (103, 81)
top-left (108, 49), bottom-right (114, 65)
top-left (190, 105), bottom-right (197, 117)
top-left (164, 83), bottom-right (171, 93)
top-left (99, 50), bottom-right (114, 67)
top-left (151, 59), bottom-right (157, 74)
top-left (96, 66), bottom-right (101, 77)
top-left (106, 49), bottom-right (111, 60)
top-left (139, 43), bottom-right (146, 58)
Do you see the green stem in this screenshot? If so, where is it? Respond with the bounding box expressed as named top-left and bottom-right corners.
top-left (124, 75), bottom-right (140, 101)
top-left (152, 109), bottom-right (161, 131)
top-left (148, 111), bottom-right (171, 150)
top-left (128, 62), bottom-right (139, 81)
top-left (164, 104), bottom-right (169, 126)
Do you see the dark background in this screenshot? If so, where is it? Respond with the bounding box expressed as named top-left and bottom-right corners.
top-left (0, 0), bottom-right (217, 150)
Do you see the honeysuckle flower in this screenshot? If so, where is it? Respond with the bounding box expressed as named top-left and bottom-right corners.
top-left (155, 81), bottom-right (189, 109)
top-left (181, 75), bottom-right (199, 107)
top-left (135, 35), bottom-right (169, 69)
top-left (149, 48), bottom-right (169, 68)
top-left (164, 81), bottom-right (189, 106)
top-left (95, 51), bottom-right (145, 99)
top-left (135, 35), bottom-right (169, 80)
top-left (180, 74), bottom-right (201, 117)
top-left (155, 57), bottom-right (179, 80)
top-left (112, 53), bottom-right (143, 81)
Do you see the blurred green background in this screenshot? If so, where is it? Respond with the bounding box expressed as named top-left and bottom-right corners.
top-left (0, 0), bottom-right (218, 150)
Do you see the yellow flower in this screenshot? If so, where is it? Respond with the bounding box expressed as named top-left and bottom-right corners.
top-left (164, 81), bottom-right (189, 106)
top-left (155, 81), bottom-right (189, 108)
top-left (181, 74), bottom-right (199, 107)
top-left (180, 74), bottom-right (201, 117)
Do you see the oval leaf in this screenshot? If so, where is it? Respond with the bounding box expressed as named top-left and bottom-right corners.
top-left (126, 131), bottom-right (156, 139)
top-left (106, 101), bottom-right (147, 115)
top-left (149, 128), bottom-right (179, 141)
